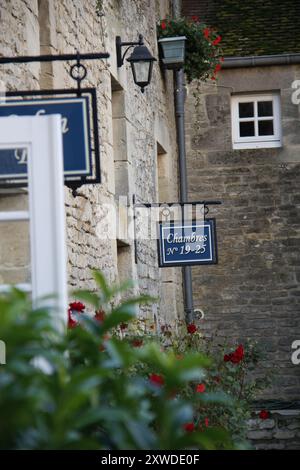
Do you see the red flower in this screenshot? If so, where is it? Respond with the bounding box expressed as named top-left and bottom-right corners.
top-left (224, 344), bottom-right (244, 364)
top-left (214, 63), bottom-right (222, 73)
top-left (67, 308), bottom-right (78, 329)
top-left (161, 20), bottom-right (167, 30)
top-left (230, 353), bottom-right (240, 364)
top-left (211, 76), bottom-right (216, 81)
top-left (183, 422), bottom-right (195, 433)
top-left (149, 373), bottom-right (165, 386)
top-left (212, 35), bottom-right (222, 46)
top-left (220, 57), bottom-right (224, 62)
top-left (191, 15), bottom-right (199, 22)
top-left (204, 417), bottom-right (209, 427)
top-left (187, 323), bottom-right (197, 334)
top-left (196, 383), bottom-right (206, 393)
top-left (231, 344), bottom-right (245, 363)
top-left (132, 339), bottom-right (143, 348)
top-left (69, 301), bottom-right (85, 312)
top-left (203, 27), bottom-right (210, 39)
top-left (94, 309), bottom-right (105, 323)
top-left (259, 410), bottom-right (270, 420)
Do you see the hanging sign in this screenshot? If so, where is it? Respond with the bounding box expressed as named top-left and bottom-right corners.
top-left (157, 218), bottom-right (217, 267)
top-left (0, 89), bottom-right (100, 188)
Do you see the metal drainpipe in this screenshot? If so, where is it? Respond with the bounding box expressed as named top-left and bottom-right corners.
top-left (174, 68), bottom-right (194, 324)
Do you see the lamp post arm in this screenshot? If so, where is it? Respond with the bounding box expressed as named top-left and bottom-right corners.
top-left (116, 34), bottom-right (144, 67)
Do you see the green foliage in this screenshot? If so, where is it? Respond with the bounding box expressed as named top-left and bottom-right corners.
top-left (157, 17), bottom-right (223, 83)
top-left (0, 272), bottom-right (235, 450)
top-left (122, 319), bottom-right (271, 447)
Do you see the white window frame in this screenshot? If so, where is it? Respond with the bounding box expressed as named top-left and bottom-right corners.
top-left (0, 115), bottom-right (67, 322)
top-left (231, 93), bottom-right (282, 150)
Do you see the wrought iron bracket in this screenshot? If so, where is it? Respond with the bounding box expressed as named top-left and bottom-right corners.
top-left (0, 51), bottom-right (109, 95)
top-left (116, 34), bottom-right (144, 67)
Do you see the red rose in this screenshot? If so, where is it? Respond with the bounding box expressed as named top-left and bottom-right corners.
top-left (204, 417), bottom-right (209, 427)
top-left (183, 422), bottom-right (195, 433)
top-left (191, 15), bottom-right (199, 22)
top-left (149, 373), bottom-right (165, 386)
top-left (259, 410), bottom-right (270, 420)
top-left (69, 301), bottom-right (85, 312)
top-left (212, 35), bottom-right (222, 46)
top-left (161, 20), bottom-right (167, 30)
top-left (187, 323), bottom-right (197, 334)
top-left (231, 344), bottom-right (244, 363)
top-left (211, 76), bottom-right (216, 81)
top-left (235, 344), bottom-right (244, 359)
top-left (214, 63), bottom-right (222, 73)
top-left (230, 352), bottom-right (240, 363)
top-left (132, 339), bottom-right (143, 348)
top-left (203, 27), bottom-right (210, 39)
top-left (67, 308), bottom-right (78, 329)
top-left (196, 383), bottom-right (206, 393)
top-left (94, 309), bottom-right (105, 323)
top-left (224, 344), bottom-right (244, 364)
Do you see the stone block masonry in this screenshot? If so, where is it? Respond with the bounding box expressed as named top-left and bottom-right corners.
top-left (0, 0), bottom-right (184, 325)
top-left (247, 410), bottom-right (300, 449)
top-left (185, 65), bottom-right (300, 402)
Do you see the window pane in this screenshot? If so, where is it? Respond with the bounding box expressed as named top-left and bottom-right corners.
top-left (0, 220), bottom-right (31, 285)
top-left (0, 147), bottom-right (28, 181)
top-left (258, 101), bottom-right (273, 117)
top-left (258, 120), bottom-right (274, 136)
top-left (0, 193), bottom-right (28, 212)
top-left (239, 121), bottom-right (255, 137)
top-left (239, 102), bottom-right (254, 118)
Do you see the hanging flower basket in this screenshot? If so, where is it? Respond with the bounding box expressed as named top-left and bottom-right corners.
top-left (158, 36), bottom-right (186, 69)
top-left (157, 17), bottom-right (223, 83)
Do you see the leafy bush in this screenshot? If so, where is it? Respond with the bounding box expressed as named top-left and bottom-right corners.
top-left (0, 272), bottom-right (235, 450)
top-left (157, 17), bottom-right (223, 82)
top-left (120, 319), bottom-right (270, 445)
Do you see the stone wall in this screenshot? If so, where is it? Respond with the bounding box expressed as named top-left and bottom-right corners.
top-left (0, 0), bottom-right (184, 325)
top-left (185, 64), bottom-right (300, 402)
top-left (248, 410), bottom-right (300, 450)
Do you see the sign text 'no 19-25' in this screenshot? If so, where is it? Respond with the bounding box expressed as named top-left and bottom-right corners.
top-left (158, 219), bottom-right (217, 267)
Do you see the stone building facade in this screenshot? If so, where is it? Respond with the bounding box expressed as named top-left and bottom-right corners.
top-left (182, 0), bottom-right (300, 448)
top-left (0, 0), bottom-right (184, 325)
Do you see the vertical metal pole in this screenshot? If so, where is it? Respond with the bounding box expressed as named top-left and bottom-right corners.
top-left (175, 69), bottom-right (194, 324)
top-left (133, 194), bottom-right (138, 264)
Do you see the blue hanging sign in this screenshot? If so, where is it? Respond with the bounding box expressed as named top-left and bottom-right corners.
top-left (158, 218), bottom-right (218, 267)
top-left (0, 95), bottom-right (93, 182)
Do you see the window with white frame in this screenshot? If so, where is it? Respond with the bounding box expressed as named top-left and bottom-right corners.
top-left (0, 115), bottom-right (67, 319)
top-left (231, 93), bottom-right (281, 149)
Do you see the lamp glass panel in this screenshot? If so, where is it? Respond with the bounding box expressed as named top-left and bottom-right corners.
top-left (132, 61), bottom-right (151, 84)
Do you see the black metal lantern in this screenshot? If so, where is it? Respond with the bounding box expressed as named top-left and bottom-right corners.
top-left (116, 34), bottom-right (156, 93)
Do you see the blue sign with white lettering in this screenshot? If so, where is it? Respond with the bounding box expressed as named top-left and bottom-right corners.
top-left (0, 96), bottom-right (92, 181)
top-left (158, 218), bottom-right (217, 267)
